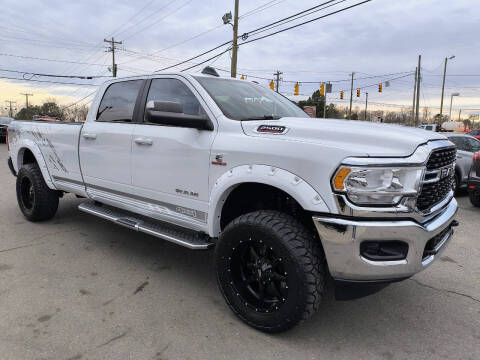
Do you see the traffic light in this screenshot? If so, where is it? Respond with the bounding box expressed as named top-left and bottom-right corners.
top-left (320, 83), bottom-right (325, 96)
top-left (357, 88), bottom-right (360, 97)
top-left (340, 91), bottom-right (344, 100)
top-left (269, 80), bottom-right (275, 90)
top-left (378, 83), bottom-right (383, 93)
top-left (294, 82), bottom-right (299, 96)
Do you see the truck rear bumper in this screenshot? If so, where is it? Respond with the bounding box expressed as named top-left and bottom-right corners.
top-left (312, 198), bottom-right (458, 281)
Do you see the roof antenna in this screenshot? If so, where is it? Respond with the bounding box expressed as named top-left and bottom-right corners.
top-left (201, 66), bottom-right (220, 77)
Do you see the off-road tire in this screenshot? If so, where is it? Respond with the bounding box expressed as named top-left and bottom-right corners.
top-left (215, 210), bottom-right (326, 333)
top-left (16, 163), bottom-right (59, 221)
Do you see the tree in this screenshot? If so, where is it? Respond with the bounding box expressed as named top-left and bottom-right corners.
top-left (40, 101), bottom-right (65, 119)
top-left (15, 105), bottom-right (42, 120)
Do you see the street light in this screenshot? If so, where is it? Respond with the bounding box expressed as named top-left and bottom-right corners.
top-left (440, 55), bottom-right (455, 116)
top-left (449, 92), bottom-right (460, 121)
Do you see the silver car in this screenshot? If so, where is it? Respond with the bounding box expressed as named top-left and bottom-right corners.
top-left (444, 133), bottom-right (480, 191)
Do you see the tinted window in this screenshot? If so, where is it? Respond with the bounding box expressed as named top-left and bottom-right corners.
top-left (97, 80), bottom-right (143, 122)
top-left (426, 125), bottom-right (433, 130)
top-left (146, 78), bottom-right (203, 116)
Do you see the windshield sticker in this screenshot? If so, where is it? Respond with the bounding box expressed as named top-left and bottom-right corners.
top-left (256, 125), bottom-right (288, 134)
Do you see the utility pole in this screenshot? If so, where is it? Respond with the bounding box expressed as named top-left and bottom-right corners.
top-left (104, 37), bottom-right (123, 77)
top-left (349, 72), bottom-right (355, 119)
top-left (440, 55), bottom-right (455, 116)
top-left (364, 92), bottom-right (368, 120)
top-left (411, 66), bottom-right (417, 125)
top-left (230, 0), bottom-right (239, 78)
top-left (415, 55), bottom-right (421, 126)
top-left (458, 109), bottom-right (462, 121)
top-left (5, 100), bottom-right (16, 118)
top-left (274, 70), bottom-right (282, 93)
top-left (21, 93), bottom-right (33, 108)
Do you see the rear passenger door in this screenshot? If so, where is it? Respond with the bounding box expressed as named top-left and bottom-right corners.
top-left (130, 76), bottom-right (216, 227)
top-left (79, 79), bottom-right (144, 198)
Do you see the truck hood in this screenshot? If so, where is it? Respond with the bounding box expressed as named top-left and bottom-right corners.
top-left (241, 118), bottom-right (448, 157)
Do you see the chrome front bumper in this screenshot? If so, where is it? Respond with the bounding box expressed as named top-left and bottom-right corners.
top-left (312, 198), bottom-right (458, 281)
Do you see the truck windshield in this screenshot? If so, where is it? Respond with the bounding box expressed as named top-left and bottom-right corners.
top-left (194, 76), bottom-right (309, 121)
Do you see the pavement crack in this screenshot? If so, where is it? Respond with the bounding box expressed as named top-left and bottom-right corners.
top-left (409, 279), bottom-right (480, 304)
top-left (0, 229), bottom-right (78, 254)
top-left (133, 281), bottom-right (149, 295)
top-left (0, 241), bottom-right (46, 253)
top-left (97, 331), bottom-right (128, 348)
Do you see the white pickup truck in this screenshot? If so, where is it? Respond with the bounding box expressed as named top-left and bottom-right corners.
top-left (7, 67), bottom-right (458, 332)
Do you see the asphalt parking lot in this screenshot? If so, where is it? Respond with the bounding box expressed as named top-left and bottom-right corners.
top-left (0, 144), bottom-right (479, 360)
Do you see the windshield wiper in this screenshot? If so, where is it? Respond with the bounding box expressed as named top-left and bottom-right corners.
top-left (242, 115), bottom-right (281, 121)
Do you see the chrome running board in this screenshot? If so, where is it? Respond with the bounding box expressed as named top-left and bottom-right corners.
top-left (78, 202), bottom-right (213, 250)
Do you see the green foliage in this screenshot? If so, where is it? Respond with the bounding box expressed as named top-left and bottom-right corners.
top-left (15, 105), bottom-right (42, 120)
top-left (297, 90), bottom-right (343, 119)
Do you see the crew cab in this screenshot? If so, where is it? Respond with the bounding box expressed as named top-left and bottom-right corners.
top-left (7, 68), bottom-right (458, 332)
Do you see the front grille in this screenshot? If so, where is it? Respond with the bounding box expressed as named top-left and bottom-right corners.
top-left (425, 147), bottom-right (456, 170)
top-left (417, 147), bottom-right (456, 211)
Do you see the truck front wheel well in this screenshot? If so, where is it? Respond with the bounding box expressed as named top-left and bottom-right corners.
top-left (220, 183), bottom-right (315, 233)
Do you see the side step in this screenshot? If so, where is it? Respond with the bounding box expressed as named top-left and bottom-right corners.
top-left (78, 202), bottom-right (214, 250)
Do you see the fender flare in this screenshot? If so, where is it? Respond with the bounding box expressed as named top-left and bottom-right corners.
top-left (208, 164), bottom-right (330, 236)
top-left (16, 140), bottom-right (56, 190)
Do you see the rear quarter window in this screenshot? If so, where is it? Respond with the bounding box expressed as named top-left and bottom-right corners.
top-left (97, 80), bottom-right (143, 122)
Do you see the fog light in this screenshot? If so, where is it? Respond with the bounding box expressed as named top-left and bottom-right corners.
top-left (360, 241), bottom-right (408, 261)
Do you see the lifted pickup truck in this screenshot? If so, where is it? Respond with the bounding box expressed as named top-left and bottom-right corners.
top-left (7, 68), bottom-right (458, 332)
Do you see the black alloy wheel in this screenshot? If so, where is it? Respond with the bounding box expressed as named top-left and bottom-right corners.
top-left (229, 238), bottom-right (288, 313)
top-left (215, 210), bottom-right (325, 333)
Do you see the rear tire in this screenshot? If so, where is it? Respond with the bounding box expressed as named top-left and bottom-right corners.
top-left (215, 210), bottom-right (326, 333)
top-left (16, 163), bottom-right (59, 221)
top-left (470, 192), bottom-right (480, 207)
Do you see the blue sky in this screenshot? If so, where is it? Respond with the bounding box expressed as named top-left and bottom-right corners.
top-left (0, 0), bottom-right (479, 117)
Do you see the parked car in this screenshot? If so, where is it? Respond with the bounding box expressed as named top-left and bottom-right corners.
top-left (418, 124), bottom-right (439, 131)
top-left (7, 69), bottom-right (458, 332)
top-left (443, 133), bottom-right (480, 191)
top-left (468, 152), bottom-right (480, 207)
top-left (468, 129), bottom-right (480, 141)
top-left (0, 117), bottom-right (13, 143)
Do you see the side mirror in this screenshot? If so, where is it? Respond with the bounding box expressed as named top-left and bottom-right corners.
top-left (145, 101), bottom-right (213, 131)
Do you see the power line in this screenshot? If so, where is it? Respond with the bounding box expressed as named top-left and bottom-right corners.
top-left (120, 0), bottom-right (190, 41)
top-left (181, 48), bottom-right (232, 72)
top-left (0, 76), bottom-right (100, 86)
top-left (0, 52), bottom-right (110, 66)
top-left (153, 40), bottom-right (232, 72)
top-left (240, 0), bottom-right (286, 19)
top-left (0, 67), bottom-right (110, 79)
top-left (239, 0), bottom-right (372, 46)
top-left (241, 0), bottom-right (339, 38)
top-left (63, 91), bottom-right (98, 109)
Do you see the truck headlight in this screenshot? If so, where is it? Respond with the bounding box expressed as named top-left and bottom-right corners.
top-left (332, 166), bottom-right (423, 205)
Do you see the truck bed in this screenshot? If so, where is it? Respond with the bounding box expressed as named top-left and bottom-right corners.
top-left (9, 120), bottom-right (84, 191)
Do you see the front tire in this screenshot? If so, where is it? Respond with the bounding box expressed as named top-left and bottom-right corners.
top-left (16, 163), bottom-right (59, 221)
top-left (215, 210), bottom-right (326, 333)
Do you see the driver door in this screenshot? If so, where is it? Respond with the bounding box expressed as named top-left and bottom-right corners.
top-left (130, 76), bottom-right (217, 226)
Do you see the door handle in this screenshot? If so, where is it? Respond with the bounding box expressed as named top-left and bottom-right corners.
top-left (134, 138), bottom-right (153, 146)
top-left (82, 133), bottom-right (97, 140)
